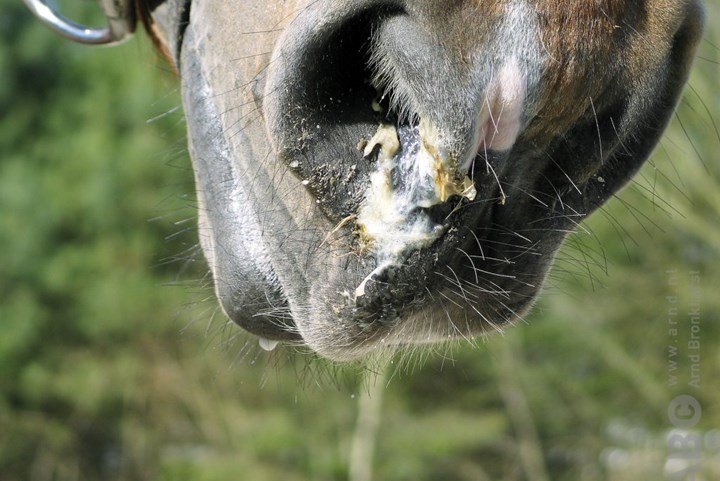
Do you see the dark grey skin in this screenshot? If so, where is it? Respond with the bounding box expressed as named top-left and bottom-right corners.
top-left (148, 0), bottom-right (704, 360)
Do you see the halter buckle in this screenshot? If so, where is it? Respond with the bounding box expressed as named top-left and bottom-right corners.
top-left (23, 0), bottom-right (136, 46)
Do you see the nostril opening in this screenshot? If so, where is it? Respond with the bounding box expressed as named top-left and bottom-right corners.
top-left (275, 4), bottom-right (409, 137)
top-left (291, 10), bottom-right (398, 130)
top-left (269, 6), bottom-right (406, 222)
top-left (415, 201), bottom-right (460, 225)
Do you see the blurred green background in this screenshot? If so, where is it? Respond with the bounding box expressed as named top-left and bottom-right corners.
top-left (1, 1), bottom-right (718, 480)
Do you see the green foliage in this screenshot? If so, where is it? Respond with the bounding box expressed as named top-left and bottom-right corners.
top-left (1, 1), bottom-right (718, 481)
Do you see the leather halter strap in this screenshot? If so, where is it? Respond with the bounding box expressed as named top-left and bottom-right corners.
top-left (138, 0), bottom-right (191, 68)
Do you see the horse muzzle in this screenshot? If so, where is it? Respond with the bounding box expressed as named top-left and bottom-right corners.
top-left (84, 0), bottom-right (704, 360)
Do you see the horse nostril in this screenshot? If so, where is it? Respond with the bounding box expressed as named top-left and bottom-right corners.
top-left (265, 9), bottom-right (402, 222)
top-left (414, 201), bottom-right (459, 226)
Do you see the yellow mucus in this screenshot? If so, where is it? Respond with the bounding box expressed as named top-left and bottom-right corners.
top-left (356, 119), bottom-right (476, 262)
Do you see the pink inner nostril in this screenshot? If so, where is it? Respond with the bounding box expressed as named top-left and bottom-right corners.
top-left (474, 58), bottom-right (527, 160)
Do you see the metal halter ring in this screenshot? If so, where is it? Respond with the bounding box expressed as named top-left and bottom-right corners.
top-left (23, 0), bottom-right (137, 46)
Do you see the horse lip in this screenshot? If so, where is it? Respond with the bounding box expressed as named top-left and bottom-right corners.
top-left (180, 29), bottom-right (303, 342)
